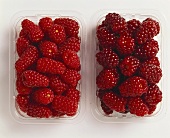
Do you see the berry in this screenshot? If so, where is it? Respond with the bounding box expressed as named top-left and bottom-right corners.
top-left (61, 69), bottom-right (81, 87)
top-left (16, 94), bottom-right (29, 112)
top-left (96, 69), bottom-right (119, 89)
top-left (49, 76), bottom-right (68, 95)
top-left (65, 88), bottom-right (80, 103)
top-left (96, 48), bottom-right (119, 69)
top-left (148, 105), bottom-right (157, 115)
top-left (39, 41), bottom-right (58, 59)
top-left (16, 76), bottom-right (32, 95)
top-left (128, 97), bottom-right (149, 116)
top-left (36, 58), bottom-right (66, 75)
top-left (16, 37), bottom-right (29, 57)
top-left (15, 46), bottom-right (39, 74)
top-left (102, 92), bottom-right (127, 112)
top-left (127, 19), bottom-right (141, 36)
top-left (142, 57), bottom-right (160, 67)
top-left (143, 84), bottom-right (162, 106)
top-left (96, 27), bottom-right (116, 49)
top-left (48, 24), bottom-right (66, 44)
top-left (117, 36), bottom-right (135, 56)
top-left (19, 29), bottom-right (29, 39)
top-left (119, 56), bottom-right (140, 76)
top-left (101, 101), bottom-right (113, 115)
top-left (34, 88), bottom-right (54, 105)
top-left (21, 19), bottom-right (35, 30)
top-left (54, 18), bottom-right (79, 37)
top-left (62, 50), bottom-right (80, 69)
top-left (52, 96), bottom-right (78, 116)
top-left (51, 108), bottom-right (65, 117)
top-left (39, 17), bottom-right (53, 33)
top-left (139, 64), bottom-right (162, 84)
top-left (119, 76), bottom-right (148, 97)
top-left (27, 104), bottom-right (52, 118)
top-left (22, 70), bottom-right (49, 87)
top-left (59, 37), bottom-right (80, 52)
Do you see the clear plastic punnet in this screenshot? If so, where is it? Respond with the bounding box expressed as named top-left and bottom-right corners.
top-left (9, 11), bottom-right (86, 124)
top-left (90, 10), bottom-right (167, 123)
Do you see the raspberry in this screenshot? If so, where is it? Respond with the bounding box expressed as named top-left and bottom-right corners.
top-left (119, 56), bottom-right (140, 76)
top-left (54, 18), bottom-right (79, 37)
top-left (51, 108), bottom-right (65, 117)
top-left (142, 57), bottom-right (160, 67)
top-left (65, 88), bottom-right (80, 103)
top-left (139, 64), bottom-right (162, 84)
top-left (49, 76), bottom-right (68, 95)
top-left (36, 58), bottom-right (66, 75)
top-left (148, 105), bottom-right (157, 115)
top-left (48, 24), bottom-right (66, 44)
top-left (39, 41), bottom-right (58, 59)
top-left (39, 17), bottom-right (53, 33)
top-left (21, 19), bottom-right (35, 30)
top-left (61, 69), bottom-right (81, 87)
top-left (22, 70), bottom-right (49, 87)
top-left (16, 37), bottom-right (29, 57)
top-left (34, 88), bottom-right (54, 105)
top-left (96, 69), bottom-right (119, 89)
top-left (62, 50), bottom-right (80, 69)
top-left (52, 96), bottom-right (78, 116)
top-left (143, 84), bottom-right (162, 106)
top-left (101, 101), bottom-right (113, 115)
top-left (102, 92), bottom-right (127, 112)
top-left (105, 13), bottom-right (127, 33)
top-left (97, 27), bottom-right (116, 49)
top-left (119, 76), bottom-right (148, 97)
top-left (127, 19), bottom-right (141, 36)
top-left (27, 104), bottom-right (52, 118)
top-left (16, 76), bottom-right (32, 95)
top-left (16, 94), bottom-right (29, 112)
top-left (59, 37), bottom-right (80, 52)
top-left (128, 97), bottom-right (149, 116)
top-left (117, 36), bottom-right (135, 56)
top-left (96, 48), bottom-right (119, 69)
top-left (15, 46), bottom-right (39, 74)
top-left (19, 29), bottom-right (29, 39)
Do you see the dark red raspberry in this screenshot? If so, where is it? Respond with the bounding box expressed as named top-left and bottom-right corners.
top-left (65, 88), bottom-right (80, 103)
top-left (102, 92), bottom-right (127, 112)
top-left (128, 97), bottom-right (149, 116)
top-left (19, 29), bottom-right (29, 40)
top-left (142, 57), bottom-right (160, 67)
top-left (39, 17), bottom-right (53, 33)
top-left (16, 94), bottom-right (29, 112)
top-left (148, 105), bottom-right (157, 115)
top-left (21, 19), bottom-right (35, 30)
top-left (119, 56), bottom-right (140, 77)
top-left (96, 69), bottom-right (119, 89)
top-left (96, 48), bottom-right (119, 69)
top-left (51, 108), bottom-right (65, 117)
top-left (119, 76), bottom-right (148, 97)
top-left (101, 101), bottom-right (113, 115)
top-left (127, 19), bottom-right (141, 36)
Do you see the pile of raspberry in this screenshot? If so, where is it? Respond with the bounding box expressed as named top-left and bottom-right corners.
top-left (15, 17), bottom-right (81, 118)
top-left (96, 13), bottom-right (162, 117)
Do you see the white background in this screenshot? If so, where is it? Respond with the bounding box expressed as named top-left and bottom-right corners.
top-left (1, 0), bottom-right (170, 138)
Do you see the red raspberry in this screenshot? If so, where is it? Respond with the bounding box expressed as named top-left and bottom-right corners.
top-left (34, 88), bottom-right (54, 105)
top-left (62, 50), bottom-right (80, 69)
top-left (148, 105), bottom-right (157, 115)
top-left (15, 46), bottom-right (39, 74)
top-left (51, 108), bottom-right (65, 117)
top-left (119, 76), bottom-right (148, 97)
top-left (19, 29), bottom-right (29, 40)
top-left (52, 96), bottom-right (78, 116)
top-left (21, 19), bottom-right (35, 30)
top-left (119, 56), bottom-right (140, 77)
top-left (61, 69), bottom-right (81, 87)
top-left (54, 18), bottom-right (79, 37)
top-left (48, 24), bottom-right (66, 44)
top-left (142, 57), bottom-right (160, 67)
top-left (27, 104), bottom-right (52, 118)
top-left (59, 37), bottom-right (80, 52)
top-left (101, 101), bottom-right (113, 115)
top-left (96, 69), bottom-right (119, 89)
top-left (36, 58), bottom-right (66, 75)
top-left (97, 89), bottom-right (108, 99)
top-left (128, 97), bottom-right (149, 116)
top-left (97, 27), bottom-right (117, 49)
top-left (139, 64), bottom-right (162, 84)
top-left (16, 37), bottom-right (29, 57)
top-left (96, 48), bottom-right (119, 69)
top-left (127, 19), bottom-right (141, 36)
top-left (39, 17), bottom-right (53, 33)
top-left (16, 94), bottom-right (29, 112)
top-left (39, 41), bottom-right (58, 59)
top-left (65, 88), bottom-right (80, 103)
top-left (117, 36), bottom-right (135, 56)
top-left (22, 70), bottom-right (49, 87)
top-left (49, 76), bottom-right (68, 95)
top-left (105, 13), bottom-right (127, 33)
top-left (143, 85), bottom-right (162, 106)
top-left (135, 39), bottom-right (159, 60)
top-left (102, 92), bottom-right (127, 112)
top-left (16, 76), bottom-right (32, 95)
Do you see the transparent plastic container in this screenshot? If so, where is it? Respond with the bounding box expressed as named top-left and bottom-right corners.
top-left (9, 11), bottom-right (86, 124)
top-left (90, 10), bottom-right (167, 123)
